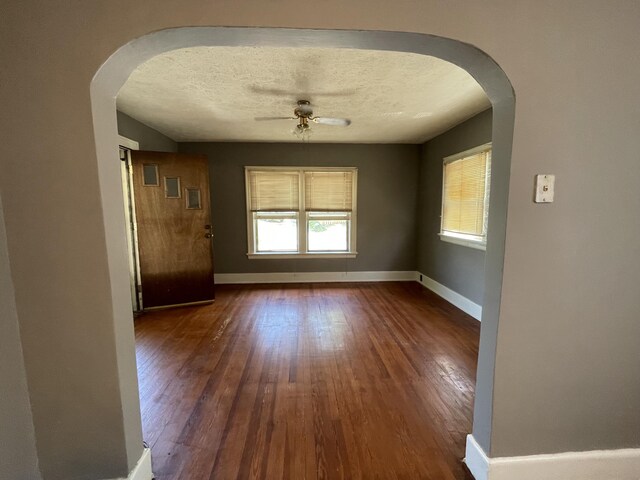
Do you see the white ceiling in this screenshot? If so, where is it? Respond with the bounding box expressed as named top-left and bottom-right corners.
top-left (116, 47), bottom-right (490, 144)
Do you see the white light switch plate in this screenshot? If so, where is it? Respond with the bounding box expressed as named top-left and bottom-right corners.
top-left (534, 174), bottom-right (555, 203)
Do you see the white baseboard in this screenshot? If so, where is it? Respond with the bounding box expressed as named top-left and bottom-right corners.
top-left (107, 447), bottom-right (153, 480)
top-left (215, 270), bottom-right (416, 284)
top-left (465, 434), bottom-right (491, 480)
top-left (465, 434), bottom-right (640, 480)
top-left (127, 448), bottom-right (153, 480)
top-left (417, 272), bottom-right (482, 320)
top-left (215, 270), bottom-right (483, 321)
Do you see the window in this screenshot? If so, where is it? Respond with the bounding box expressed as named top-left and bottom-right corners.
top-left (142, 164), bottom-right (159, 186)
top-left (164, 177), bottom-right (181, 198)
top-left (185, 187), bottom-right (202, 209)
top-left (440, 143), bottom-right (491, 250)
top-left (245, 167), bottom-right (357, 257)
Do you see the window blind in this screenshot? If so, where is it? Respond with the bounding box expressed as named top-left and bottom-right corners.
top-left (442, 150), bottom-right (491, 236)
top-left (304, 171), bottom-right (354, 211)
top-left (248, 170), bottom-right (300, 211)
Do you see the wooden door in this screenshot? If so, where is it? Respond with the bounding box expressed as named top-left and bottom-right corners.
top-left (130, 151), bottom-right (214, 309)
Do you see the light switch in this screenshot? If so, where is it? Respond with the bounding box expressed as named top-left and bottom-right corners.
top-left (534, 174), bottom-right (555, 203)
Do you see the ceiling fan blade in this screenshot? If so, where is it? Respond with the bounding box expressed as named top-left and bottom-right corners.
top-left (249, 85), bottom-right (357, 97)
top-left (312, 117), bottom-right (352, 126)
top-left (254, 116), bottom-right (297, 121)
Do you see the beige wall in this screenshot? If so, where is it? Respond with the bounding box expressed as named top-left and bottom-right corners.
top-left (0, 194), bottom-right (42, 480)
top-left (1, 1), bottom-right (639, 478)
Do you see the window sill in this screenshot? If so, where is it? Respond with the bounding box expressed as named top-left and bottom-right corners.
top-left (439, 233), bottom-right (486, 251)
top-left (247, 252), bottom-right (358, 259)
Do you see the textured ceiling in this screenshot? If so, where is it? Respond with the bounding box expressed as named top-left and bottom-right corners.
top-left (116, 47), bottom-right (490, 144)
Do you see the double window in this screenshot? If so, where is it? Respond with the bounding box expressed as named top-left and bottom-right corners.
top-left (440, 143), bottom-right (492, 249)
top-left (245, 167), bottom-right (357, 257)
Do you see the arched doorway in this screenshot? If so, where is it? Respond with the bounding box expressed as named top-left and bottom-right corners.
top-left (91, 26), bottom-right (514, 476)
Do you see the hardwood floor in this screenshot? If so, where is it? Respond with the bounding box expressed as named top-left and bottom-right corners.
top-left (135, 282), bottom-right (480, 480)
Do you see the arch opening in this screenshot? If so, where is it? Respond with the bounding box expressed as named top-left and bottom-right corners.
top-left (90, 26), bottom-right (515, 470)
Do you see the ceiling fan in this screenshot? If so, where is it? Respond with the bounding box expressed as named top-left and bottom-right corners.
top-left (255, 100), bottom-right (351, 135)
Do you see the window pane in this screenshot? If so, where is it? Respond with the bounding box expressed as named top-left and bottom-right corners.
top-left (186, 188), bottom-right (201, 209)
top-left (142, 164), bottom-right (159, 186)
top-left (164, 177), bottom-right (180, 198)
top-left (256, 213), bottom-right (298, 252)
top-left (308, 215), bottom-right (349, 252)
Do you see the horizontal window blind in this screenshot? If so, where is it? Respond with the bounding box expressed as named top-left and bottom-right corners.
top-left (248, 170), bottom-right (300, 211)
top-left (304, 171), bottom-right (354, 211)
top-left (442, 150), bottom-right (491, 236)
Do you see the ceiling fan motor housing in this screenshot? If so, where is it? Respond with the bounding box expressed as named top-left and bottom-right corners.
top-left (295, 100), bottom-right (313, 118)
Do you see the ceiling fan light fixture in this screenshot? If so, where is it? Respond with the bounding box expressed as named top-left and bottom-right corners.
top-left (293, 121), bottom-right (312, 140)
top-left (258, 99), bottom-right (351, 140)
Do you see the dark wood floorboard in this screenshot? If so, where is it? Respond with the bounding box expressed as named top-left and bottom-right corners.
top-left (135, 282), bottom-right (480, 480)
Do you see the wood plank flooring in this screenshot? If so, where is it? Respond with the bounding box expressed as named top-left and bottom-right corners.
top-left (135, 282), bottom-right (479, 479)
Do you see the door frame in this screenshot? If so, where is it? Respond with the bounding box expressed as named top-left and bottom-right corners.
top-left (118, 135), bottom-right (143, 311)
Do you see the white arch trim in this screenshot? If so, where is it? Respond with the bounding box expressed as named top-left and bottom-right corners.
top-left (90, 26), bottom-right (515, 474)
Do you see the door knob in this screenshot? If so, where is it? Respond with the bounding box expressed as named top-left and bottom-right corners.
top-left (204, 233), bottom-right (213, 239)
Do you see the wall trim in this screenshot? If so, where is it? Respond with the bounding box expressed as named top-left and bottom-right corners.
top-left (465, 434), bottom-right (640, 480)
top-left (108, 447), bottom-right (153, 480)
top-left (216, 271), bottom-right (483, 321)
top-left (417, 272), bottom-right (482, 320)
top-left (465, 434), bottom-right (491, 480)
top-left (118, 135), bottom-right (139, 150)
top-left (215, 270), bottom-right (416, 284)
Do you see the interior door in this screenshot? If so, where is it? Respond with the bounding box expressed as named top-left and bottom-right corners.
top-left (130, 151), bottom-right (214, 309)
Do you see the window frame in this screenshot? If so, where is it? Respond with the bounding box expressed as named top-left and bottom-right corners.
top-left (245, 166), bottom-right (358, 259)
top-left (439, 142), bottom-right (492, 251)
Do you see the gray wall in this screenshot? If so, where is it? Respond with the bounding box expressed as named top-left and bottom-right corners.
top-left (117, 111), bottom-right (178, 152)
top-left (179, 142), bottom-right (420, 274)
top-left (417, 109), bottom-right (492, 305)
top-left (2, 5), bottom-right (640, 478)
top-left (0, 194), bottom-right (42, 480)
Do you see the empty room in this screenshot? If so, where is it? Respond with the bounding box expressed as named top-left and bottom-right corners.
top-left (115, 45), bottom-right (492, 479)
top-left (2, 4), bottom-right (639, 480)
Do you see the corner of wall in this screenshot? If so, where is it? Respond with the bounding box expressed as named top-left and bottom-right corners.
top-left (116, 111), bottom-right (178, 153)
top-left (414, 109), bottom-right (492, 306)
